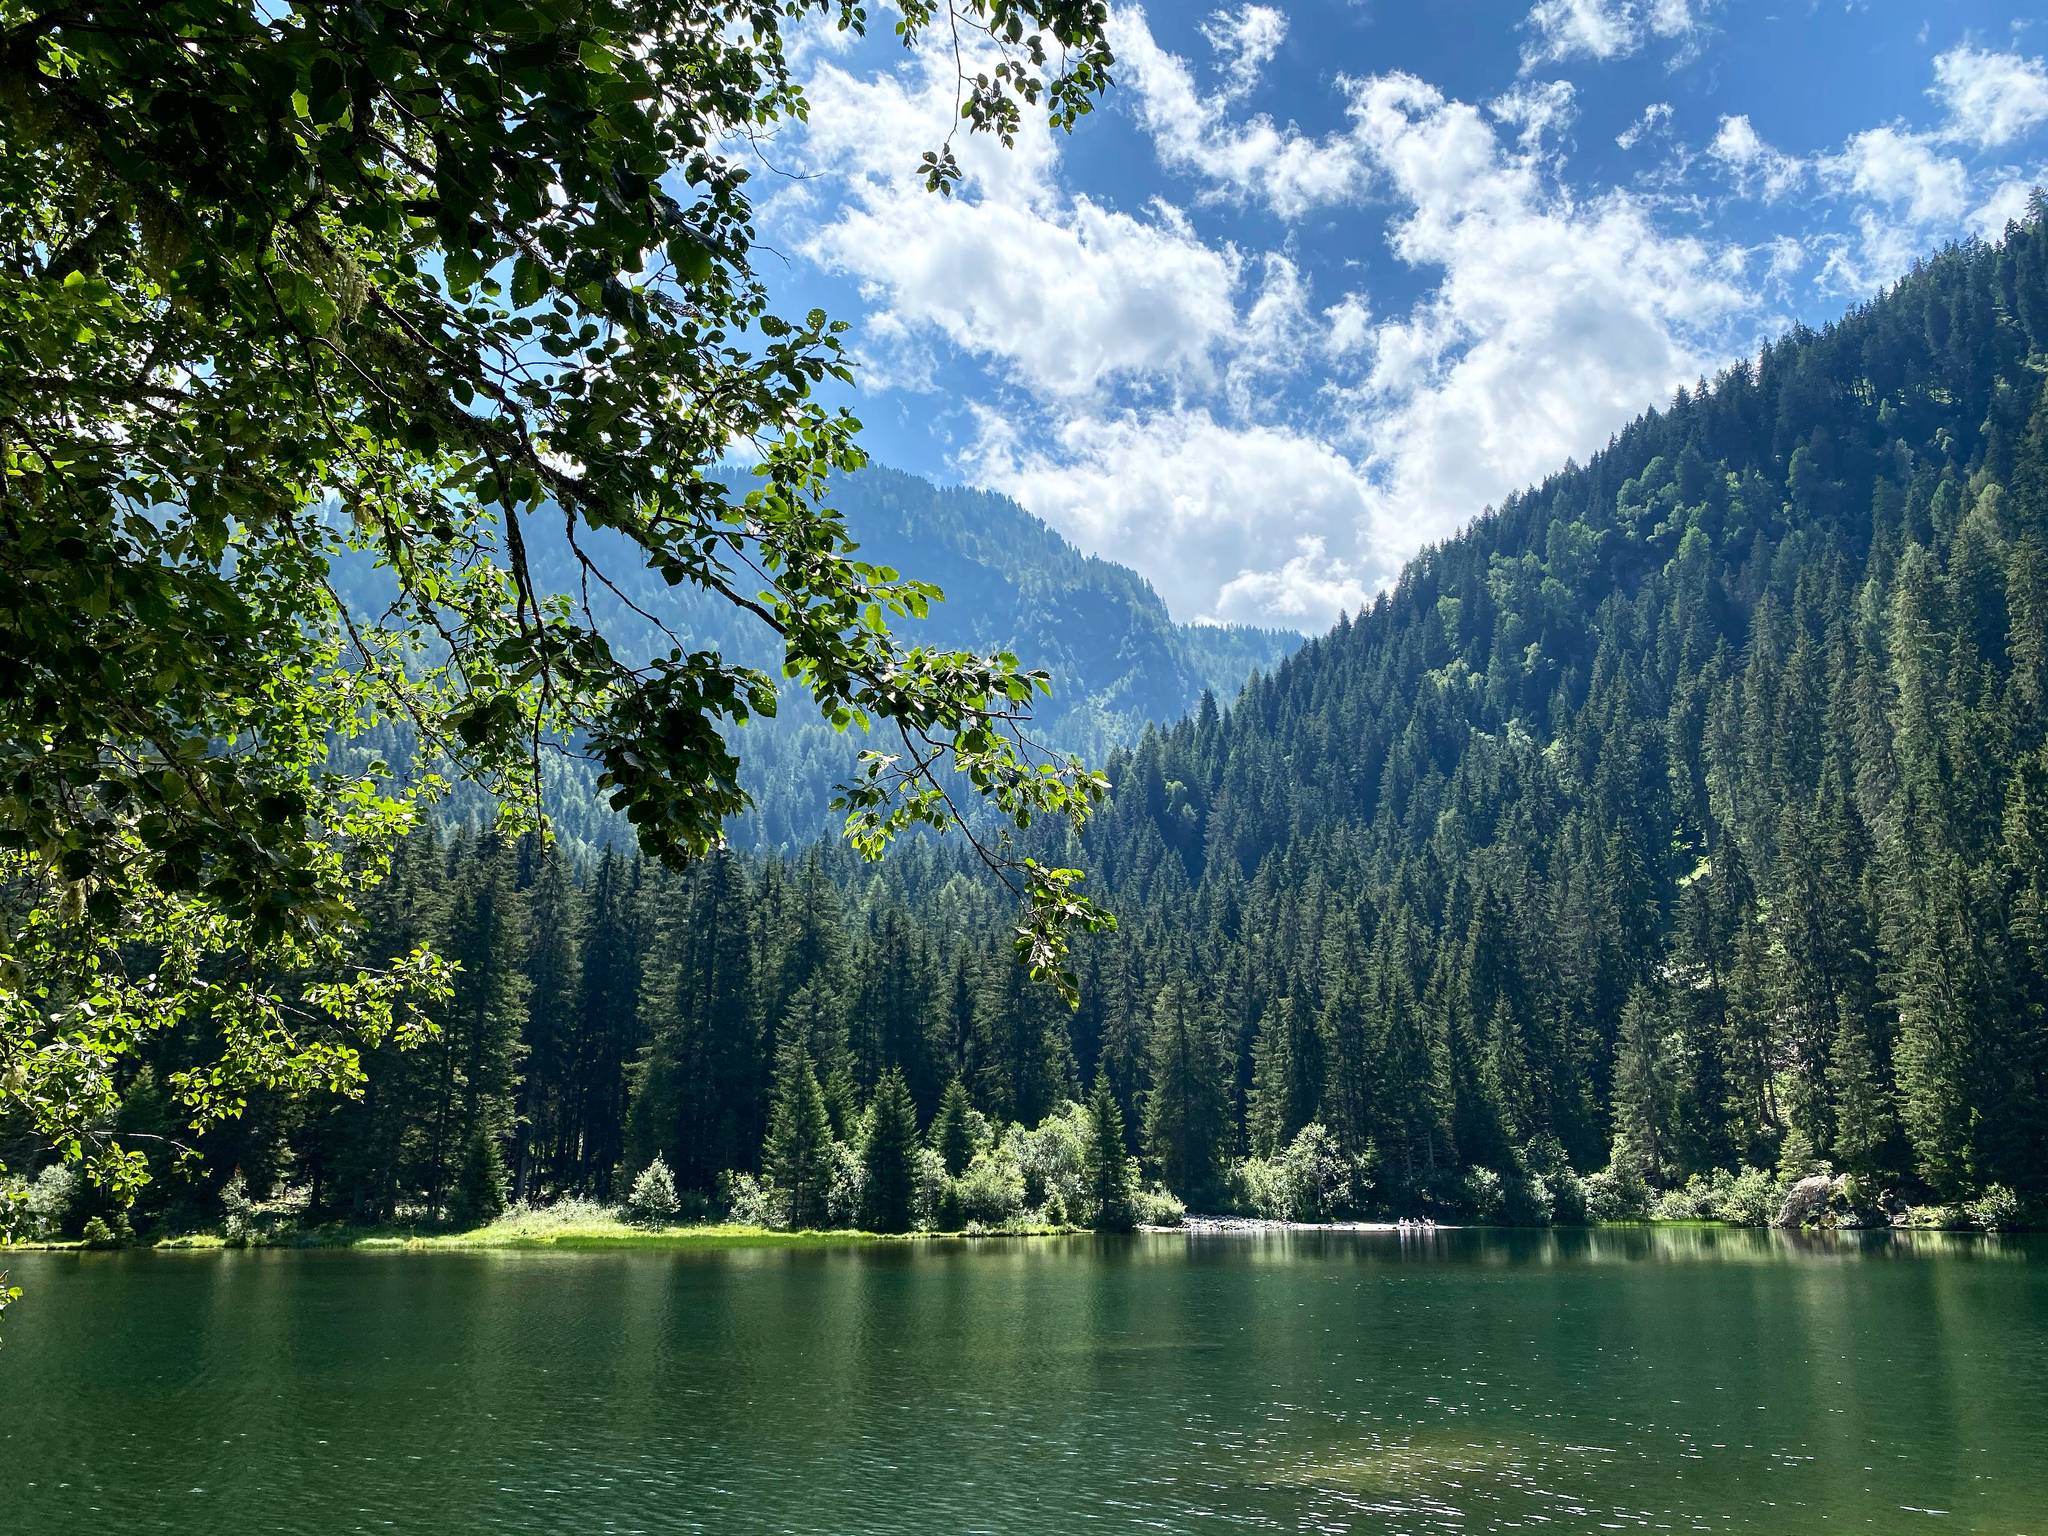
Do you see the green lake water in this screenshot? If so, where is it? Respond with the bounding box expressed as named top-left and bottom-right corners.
top-left (2, 1228), bottom-right (2042, 1534)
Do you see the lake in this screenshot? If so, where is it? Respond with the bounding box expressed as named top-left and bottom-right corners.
top-left (2, 1228), bottom-right (2043, 1534)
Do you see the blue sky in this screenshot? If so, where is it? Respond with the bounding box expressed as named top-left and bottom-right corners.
top-left (754, 2), bottom-right (2048, 633)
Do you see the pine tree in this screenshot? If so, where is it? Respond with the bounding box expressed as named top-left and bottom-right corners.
top-left (859, 1068), bottom-right (919, 1233)
top-left (1611, 983), bottom-right (1678, 1184)
top-left (1085, 1073), bottom-right (1138, 1231)
top-left (572, 849), bottom-right (643, 1196)
top-left (764, 1034), bottom-right (834, 1229)
top-left (929, 1074), bottom-right (977, 1176)
top-left (427, 835), bottom-right (529, 1219)
top-left (1142, 979), bottom-right (1228, 1199)
top-left (1246, 996), bottom-right (1321, 1157)
top-left (1827, 1007), bottom-right (1899, 1179)
top-left (448, 1124), bottom-right (509, 1228)
top-left (515, 847), bottom-right (581, 1201)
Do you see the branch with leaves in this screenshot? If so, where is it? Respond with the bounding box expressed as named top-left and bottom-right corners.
top-left (0, 0), bottom-right (1116, 1250)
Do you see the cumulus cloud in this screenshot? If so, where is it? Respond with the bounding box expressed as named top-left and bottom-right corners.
top-left (1972, 176), bottom-right (2047, 238)
top-left (1200, 6), bottom-right (1287, 98)
top-left (1708, 114), bottom-right (1804, 198)
top-left (1112, 7), bottom-right (1372, 218)
top-left (1931, 45), bottom-right (2048, 148)
top-left (963, 407), bottom-right (1378, 628)
top-left (775, 15), bottom-right (2039, 631)
top-left (1213, 538), bottom-right (1372, 629)
top-left (1521, 0), bottom-right (1710, 68)
top-left (792, 50), bottom-right (1242, 401)
top-left (1822, 126), bottom-right (1969, 224)
top-left (1322, 294), bottom-right (1375, 360)
top-left (1335, 73), bottom-right (1752, 566)
top-left (786, 24), bottom-right (1770, 629)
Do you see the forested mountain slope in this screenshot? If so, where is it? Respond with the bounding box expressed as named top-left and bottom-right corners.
top-left (335, 466), bottom-right (1296, 853)
top-left (65, 212), bottom-right (2048, 1245)
top-left (1071, 200), bottom-right (2048, 1207)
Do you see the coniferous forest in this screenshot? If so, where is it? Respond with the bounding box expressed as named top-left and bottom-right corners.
top-left (17, 11), bottom-right (2048, 1533)
top-left (26, 208), bottom-right (2048, 1243)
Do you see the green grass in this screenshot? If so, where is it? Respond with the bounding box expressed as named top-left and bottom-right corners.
top-left (4, 1211), bottom-right (1083, 1253)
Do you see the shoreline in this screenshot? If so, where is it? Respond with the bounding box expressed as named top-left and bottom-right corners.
top-left (7, 1213), bottom-right (2016, 1256)
top-left (2, 1219), bottom-right (1085, 1255)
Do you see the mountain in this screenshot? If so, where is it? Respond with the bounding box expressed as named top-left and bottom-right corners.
top-left (1067, 202), bottom-right (2048, 1209)
top-left (143, 212), bottom-right (2048, 1240)
top-left (335, 465), bottom-right (1298, 852)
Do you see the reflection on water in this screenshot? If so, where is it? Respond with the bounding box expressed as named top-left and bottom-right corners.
top-left (2, 1227), bottom-right (2042, 1534)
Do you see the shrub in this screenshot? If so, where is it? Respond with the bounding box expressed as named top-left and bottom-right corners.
top-left (1546, 1168), bottom-right (1589, 1225)
top-left (1585, 1161), bottom-right (1652, 1222)
top-left (24, 1162), bottom-right (80, 1239)
top-left (825, 1141), bottom-right (865, 1228)
top-left (1521, 1136), bottom-right (1586, 1225)
top-left (1500, 1168), bottom-right (1554, 1227)
top-left (1965, 1184), bottom-right (2023, 1231)
top-left (1133, 1184), bottom-right (1186, 1227)
top-left (220, 1171), bottom-right (257, 1245)
top-left (81, 1215), bottom-right (130, 1250)
top-left (1010, 1102), bottom-right (1091, 1219)
top-left (722, 1171), bottom-right (786, 1229)
top-left (623, 1157), bottom-right (682, 1227)
top-left (1222, 1156), bottom-right (1292, 1220)
top-left (1461, 1167), bottom-right (1505, 1223)
top-left (1649, 1176), bottom-right (1706, 1222)
top-left (1281, 1123), bottom-right (1367, 1221)
top-left (1719, 1167), bottom-right (1782, 1227)
top-left (951, 1146), bottom-right (1027, 1227)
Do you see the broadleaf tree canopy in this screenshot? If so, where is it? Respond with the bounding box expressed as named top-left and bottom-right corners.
top-left (0, 0), bottom-right (1116, 1261)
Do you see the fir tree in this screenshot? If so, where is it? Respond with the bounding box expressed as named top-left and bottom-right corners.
top-left (764, 1034), bottom-right (835, 1229)
top-left (1142, 980), bottom-right (1229, 1199)
top-left (859, 1069), bottom-right (920, 1233)
top-left (1085, 1073), bottom-right (1138, 1232)
top-left (929, 1075), bottom-right (977, 1177)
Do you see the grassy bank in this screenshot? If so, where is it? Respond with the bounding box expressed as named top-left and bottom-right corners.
top-left (7, 1211), bottom-right (1082, 1254)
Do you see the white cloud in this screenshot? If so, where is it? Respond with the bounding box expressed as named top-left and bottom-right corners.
top-left (1931, 45), bottom-right (2048, 148)
top-left (1226, 253), bottom-right (1317, 409)
top-left (1200, 6), bottom-right (1287, 98)
top-left (774, 21), bottom-right (2021, 632)
top-left (1336, 74), bottom-right (1753, 566)
top-left (1521, 0), bottom-right (1710, 68)
top-left (1970, 175), bottom-right (2046, 239)
top-left (1617, 101), bottom-right (1673, 150)
top-left (1822, 125), bottom-right (1969, 224)
top-left (1112, 7), bottom-right (1372, 218)
top-left (1708, 113), bottom-right (1804, 198)
top-left (792, 51), bottom-right (1242, 401)
top-left (1323, 294), bottom-right (1375, 360)
top-left (963, 407), bottom-right (1378, 629)
top-left (1523, 0), bottom-right (1638, 64)
top-left (1213, 538), bottom-right (1372, 628)
top-left (1492, 79), bottom-right (1579, 153)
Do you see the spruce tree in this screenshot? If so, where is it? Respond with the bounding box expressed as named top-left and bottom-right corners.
top-left (1085, 1073), bottom-right (1138, 1231)
top-left (764, 1034), bottom-right (835, 1229)
top-left (1142, 979), bottom-right (1229, 1200)
top-left (448, 1124), bottom-right (509, 1229)
top-left (859, 1069), bottom-right (920, 1233)
top-left (929, 1075), bottom-right (977, 1177)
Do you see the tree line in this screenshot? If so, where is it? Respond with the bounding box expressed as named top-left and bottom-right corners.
top-left (20, 205), bottom-right (2048, 1241)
